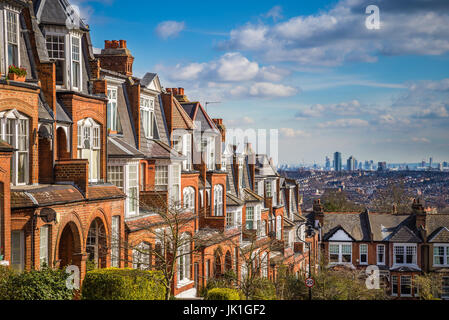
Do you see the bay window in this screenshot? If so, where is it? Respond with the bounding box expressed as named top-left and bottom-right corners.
top-left (329, 243), bottom-right (352, 264)
top-left (78, 118), bottom-right (100, 182)
top-left (265, 181), bottom-right (272, 198)
top-left (213, 184), bottom-right (223, 216)
top-left (394, 244), bottom-right (417, 265)
top-left (183, 134), bottom-right (192, 171)
top-left (140, 95), bottom-right (154, 138)
top-left (433, 245), bottom-right (449, 266)
top-left (108, 164), bottom-right (138, 217)
top-left (391, 275), bottom-right (398, 296)
top-left (0, 110), bottom-right (29, 185)
top-left (128, 165), bottom-right (138, 216)
top-left (359, 244), bottom-right (368, 265)
top-left (6, 10), bottom-right (19, 68)
top-left (11, 230), bottom-right (24, 272)
top-left (226, 211), bottom-right (234, 228)
top-left (400, 276), bottom-right (412, 297)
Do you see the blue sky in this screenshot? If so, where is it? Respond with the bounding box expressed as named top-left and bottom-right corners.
top-left (74, 0), bottom-right (449, 165)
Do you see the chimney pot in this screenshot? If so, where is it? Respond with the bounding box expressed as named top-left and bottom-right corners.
top-left (119, 40), bottom-right (127, 48)
top-left (172, 88), bottom-right (179, 95)
top-left (178, 87), bottom-right (184, 95)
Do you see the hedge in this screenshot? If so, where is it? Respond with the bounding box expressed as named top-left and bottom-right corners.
top-left (206, 288), bottom-right (241, 300)
top-left (81, 268), bottom-right (166, 300)
top-left (0, 266), bottom-right (74, 300)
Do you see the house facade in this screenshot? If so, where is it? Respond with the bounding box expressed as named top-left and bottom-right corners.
top-left (0, 0), bottom-right (313, 299)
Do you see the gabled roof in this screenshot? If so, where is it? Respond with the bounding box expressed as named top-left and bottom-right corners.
top-left (389, 225), bottom-right (422, 243)
top-left (428, 227), bottom-right (449, 243)
top-left (321, 212), bottom-right (370, 241)
top-left (172, 97), bottom-right (194, 130)
top-left (369, 214), bottom-right (418, 242)
top-left (141, 73), bottom-right (161, 91)
top-left (243, 188), bottom-right (263, 203)
top-left (226, 193), bottom-right (244, 207)
top-left (426, 214), bottom-right (449, 239)
top-left (323, 226), bottom-right (356, 242)
top-left (180, 102), bottom-right (218, 133)
top-left (35, 0), bottom-right (89, 31)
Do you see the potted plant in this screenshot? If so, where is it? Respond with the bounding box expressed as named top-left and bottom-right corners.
top-left (8, 65), bottom-right (27, 82)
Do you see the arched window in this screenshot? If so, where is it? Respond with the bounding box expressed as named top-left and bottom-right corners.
top-left (177, 233), bottom-right (191, 284)
top-left (213, 185), bottom-right (223, 216)
top-left (86, 219), bottom-right (106, 268)
top-left (276, 215), bottom-right (282, 240)
top-left (77, 118), bottom-right (101, 182)
top-left (183, 187), bottom-right (195, 211)
top-left (133, 242), bottom-right (151, 270)
top-left (0, 110), bottom-right (29, 185)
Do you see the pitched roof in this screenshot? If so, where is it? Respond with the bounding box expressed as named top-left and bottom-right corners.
top-left (369, 213), bottom-right (418, 242)
top-left (180, 102), bottom-right (218, 132)
top-left (426, 214), bottom-right (449, 241)
top-left (226, 193), bottom-right (244, 207)
top-left (428, 227), bottom-right (449, 243)
top-left (108, 137), bottom-right (144, 158)
top-left (243, 188), bottom-right (264, 203)
top-left (321, 212), bottom-right (371, 241)
top-left (35, 0), bottom-right (89, 31)
top-left (389, 225), bottom-right (422, 243)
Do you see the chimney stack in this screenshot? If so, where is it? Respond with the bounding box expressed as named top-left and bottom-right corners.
top-left (313, 199), bottom-right (324, 226)
top-left (212, 119), bottom-right (226, 143)
top-left (97, 40), bottom-right (134, 76)
top-left (413, 198), bottom-right (427, 230)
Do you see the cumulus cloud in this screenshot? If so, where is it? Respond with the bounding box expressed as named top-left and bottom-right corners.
top-left (317, 118), bottom-right (369, 128)
top-left (219, 0), bottom-right (449, 66)
top-left (156, 21), bottom-right (185, 39)
top-left (279, 128), bottom-right (309, 138)
top-left (248, 82), bottom-right (297, 98)
top-left (264, 6), bottom-right (283, 21)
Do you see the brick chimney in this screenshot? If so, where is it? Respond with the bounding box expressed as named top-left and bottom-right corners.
top-left (413, 198), bottom-right (427, 230)
top-left (313, 199), bottom-right (324, 226)
top-left (167, 87), bottom-right (189, 103)
top-left (212, 118), bottom-right (226, 143)
top-left (97, 40), bottom-right (134, 76)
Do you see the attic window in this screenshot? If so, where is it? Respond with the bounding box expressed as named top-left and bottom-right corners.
top-left (46, 35), bottom-right (65, 85)
top-left (6, 10), bottom-right (19, 68)
top-left (140, 96), bottom-right (154, 139)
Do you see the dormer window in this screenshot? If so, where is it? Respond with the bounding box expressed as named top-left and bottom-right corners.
top-left (6, 10), bottom-right (19, 68)
top-left (77, 118), bottom-right (101, 182)
top-left (46, 35), bottom-right (65, 85)
top-left (140, 95), bottom-right (154, 138)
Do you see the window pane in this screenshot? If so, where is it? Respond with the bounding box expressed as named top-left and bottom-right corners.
top-left (401, 276), bottom-right (412, 295)
top-left (40, 226), bottom-right (49, 267)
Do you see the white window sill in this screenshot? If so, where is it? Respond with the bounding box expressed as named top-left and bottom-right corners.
top-left (177, 279), bottom-right (193, 289)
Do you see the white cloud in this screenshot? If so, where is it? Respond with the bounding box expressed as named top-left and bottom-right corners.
top-left (156, 21), bottom-right (185, 39)
top-left (265, 6), bottom-right (283, 21)
top-left (411, 137), bottom-right (431, 143)
top-left (220, 0), bottom-right (449, 66)
top-left (295, 100), bottom-right (364, 118)
top-left (249, 82), bottom-right (297, 98)
top-left (279, 128), bottom-right (309, 138)
top-left (317, 118), bottom-right (369, 128)
top-left (215, 53), bottom-right (259, 81)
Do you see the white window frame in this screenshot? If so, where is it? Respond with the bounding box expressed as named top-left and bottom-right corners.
top-left (108, 161), bottom-right (139, 218)
top-left (140, 95), bottom-right (155, 139)
top-left (169, 163), bottom-right (181, 206)
top-left (39, 225), bottom-right (50, 268)
top-left (183, 186), bottom-right (195, 212)
top-left (111, 216), bottom-right (120, 268)
top-left (246, 206), bottom-right (254, 230)
top-left (182, 134), bottom-right (192, 171)
top-left (226, 210), bottom-right (234, 229)
top-left (155, 165), bottom-right (168, 191)
top-left (107, 87), bottom-right (119, 132)
top-left (0, 110), bottom-right (29, 185)
top-left (276, 215), bottom-right (282, 240)
top-left (77, 118), bottom-right (101, 182)
top-left (359, 244), bottom-right (368, 265)
top-left (393, 244), bottom-right (417, 266)
top-left (213, 184), bottom-right (224, 216)
top-left (377, 244), bottom-right (386, 265)
top-left (3, 9), bottom-right (20, 72)
top-left (433, 244), bottom-right (449, 267)
top-left (11, 230), bottom-right (24, 272)
top-left (70, 35), bottom-right (82, 91)
top-left (177, 233), bottom-right (191, 286)
top-left (329, 242), bottom-right (353, 264)
top-left (127, 164), bottom-right (139, 216)
top-left (45, 33), bottom-right (66, 86)
top-left (400, 275), bottom-right (413, 297)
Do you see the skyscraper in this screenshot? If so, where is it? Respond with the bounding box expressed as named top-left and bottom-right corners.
top-left (429, 157), bottom-right (433, 169)
top-left (378, 161), bottom-right (387, 171)
top-left (325, 156), bottom-right (331, 170)
top-left (347, 156), bottom-right (356, 171)
top-left (334, 152), bottom-right (342, 172)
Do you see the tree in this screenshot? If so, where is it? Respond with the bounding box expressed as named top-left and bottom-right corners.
top-left (369, 182), bottom-right (413, 214)
top-left (414, 273), bottom-right (443, 300)
top-left (322, 189), bottom-right (363, 212)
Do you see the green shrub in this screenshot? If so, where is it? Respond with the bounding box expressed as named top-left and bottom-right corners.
top-left (82, 268), bottom-right (166, 300)
top-left (206, 288), bottom-right (241, 300)
top-left (0, 266), bottom-right (74, 300)
top-left (252, 278), bottom-right (277, 300)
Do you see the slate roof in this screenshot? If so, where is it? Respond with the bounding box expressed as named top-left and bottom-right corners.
top-left (428, 226), bottom-right (449, 243)
top-left (38, 94), bottom-right (54, 121)
top-left (11, 183), bottom-right (125, 209)
top-left (108, 137), bottom-right (144, 158)
top-left (180, 102), bottom-right (218, 133)
top-left (368, 213), bottom-right (420, 242)
top-left (35, 0), bottom-right (89, 31)
top-left (226, 193), bottom-right (244, 207)
top-left (321, 212), bottom-right (371, 241)
top-left (55, 98), bottom-right (72, 123)
top-left (141, 73), bottom-right (157, 88)
top-left (243, 188), bottom-right (263, 203)
top-left (389, 225), bottom-right (422, 243)
top-left (426, 214), bottom-right (449, 242)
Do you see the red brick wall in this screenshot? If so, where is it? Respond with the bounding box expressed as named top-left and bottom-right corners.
top-left (0, 83), bottom-right (40, 184)
top-left (0, 151), bottom-right (12, 262)
top-left (125, 82), bottom-right (141, 149)
top-left (54, 159), bottom-right (89, 197)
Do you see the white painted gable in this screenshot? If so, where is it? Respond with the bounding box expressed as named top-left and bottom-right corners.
top-left (328, 229), bottom-right (353, 241)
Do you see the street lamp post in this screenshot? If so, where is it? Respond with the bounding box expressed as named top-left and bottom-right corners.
top-left (296, 222), bottom-right (315, 300)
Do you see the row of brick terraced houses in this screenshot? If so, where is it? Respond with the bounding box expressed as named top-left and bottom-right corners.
top-left (0, 0), bottom-right (318, 298)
